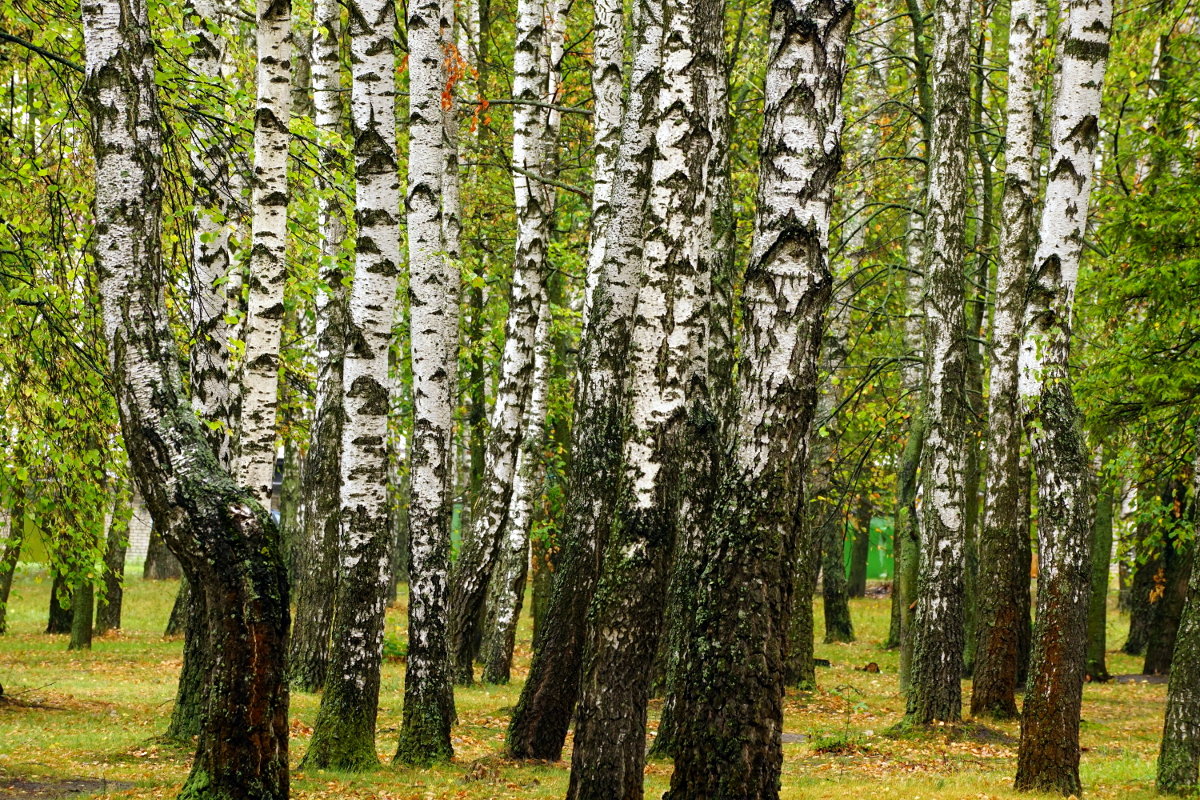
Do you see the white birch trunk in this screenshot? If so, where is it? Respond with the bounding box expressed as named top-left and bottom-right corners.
top-left (581, 0), bottom-right (627, 330)
top-left (442, 0), bottom-right (462, 266)
top-left (186, 0), bottom-right (238, 468)
top-left (397, 0), bottom-right (458, 765)
top-left (235, 0), bottom-right (293, 502)
top-left (668, 0), bottom-right (852, 793)
top-left (1014, 0), bottom-right (1110, 788)
top-left (300, 0), bottom-right (400, 769)
top-left (907, 0), bottom-right (974, 725)
top-left (288, 0), bottom-right (348, 693)
top-left (480, 300), bottom-right (551, 684)
top-left (446, 0), bottom-right (558, 684)
top-left (568, 2), bottom-right (719, 793)
top-left (505, 0), bottom-right (658, 760)
top-left (82, 0), bottom-right (290, 793)
top-left (970, 0), bottom-right (1042, 718)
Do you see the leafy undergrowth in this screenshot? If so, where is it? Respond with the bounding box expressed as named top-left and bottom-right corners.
top-left (0, 568), bottom-right (1169, 799)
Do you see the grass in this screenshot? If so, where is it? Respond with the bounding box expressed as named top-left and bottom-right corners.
top-left (0, 565), bottom-right (1172, 799)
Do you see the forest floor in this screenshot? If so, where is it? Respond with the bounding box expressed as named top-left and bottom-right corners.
top-left (0, 568), bottom-right (1170, 799)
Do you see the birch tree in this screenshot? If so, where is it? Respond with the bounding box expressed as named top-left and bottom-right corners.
top-left (396, 0), bottom-right (457, 765)
top-left (235, 0), bottom-right (293, 501)
top-left (289, 0), bottom-right (348, 694)
top-left (447, 0), bottom-right (556, 685)
top-left (480, 301), bottom-right (551, 684)
top-left (1158, 433), bottom-right (1200, 793)
top-left (905, 0), bottom-right (973, 725)
top-left (186, 0), bottom-right (238, 467)
top-left (566, 0), bottom-right (719, 793)
top-left (81, 0), bottom-right (290, 795)
top-left (666, 0), bottom-right (852, 794)
top-left (970, 0), bottom-right (1042, 721)
top-left (477, 0), bottom-right (567, 685)
top-left (301, 0), bottom-right (399, 770)
top-left (506, 0), bottom-right (641, 760)
top-left (1014, 0), bottom-right (1112, 786)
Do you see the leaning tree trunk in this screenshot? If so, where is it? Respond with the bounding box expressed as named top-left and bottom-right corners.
top-left (186, 0), bottom-right (239, 468)
top-left (81, 0), bottom-right (290, 795)
top-left (447, 0), bottom-right (556, 685)
top-left (481, 304), bottom-right (551, 684)
top-left (665, 0), bottom-right (851, 795)
top-left (395, 0), bottom-right (457, 766)
top-left (301, 0), bottom-right (400, 770)
top-left (288, 0), bottom-right (348, 695)
top-left (566, 0), bottom-right (715, 794)
top-left (505, 0), bottom-right (645, 761)
top-left (1013, 0), bottom-right (1110, 788)
top-left (234, 0), bottom-right (293, 501)
top-left (970, 0), bottom-right (1041, 720)
top-left (906, 0), bottom-right (973, 726)
top-left (95, 478), bottom-right (133, 634)
top-left (1158, 436), bottom-right (1200, 794)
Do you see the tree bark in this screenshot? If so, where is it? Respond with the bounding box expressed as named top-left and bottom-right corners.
top-left (482, 303), bottom-right (551, 684)
top-left (396, 0), bottom-right (457, 765)
top-left (0, 499), bottom-right (23, 636)
top-left (649, 21), bottom-right (735, 754)
top-left (302, 0), bottom-right (401, 770)
top-left (68, 581), bottom-right (94, 650)
top-left (96, 478), bottom-right (133, 634)
top-left (1013, 0), bottom-right (1110, 787)
top-left (81, 1), bottom-right (290, 794)
top-left (143, 528), bottom-right (182, 579)
top-left (46, 570), bottom-right (72, 634)
top-left (1144, 520), bottom-right (1193, 675)
top-left (288, 0), bottom-right (347, 695)
top-left (185, 0), bottom-right (238, 469)
top-left (1124, 525), bottom-right (1159, 655)
top-left (448, 0), bottom-right (557, 685)
top-left (1158, 437), bottom-right (1200, 793)
top-left (167, 582), bottom-right (207, 741)
top-left (906, 0), bottom-right (973, 725)
top-left (566, 0), bottom-right (718, 793)
top-left (1086, 447), bottom-right (1114, 682)
top-left (970, 0), bottom-right (1041, 719)
top-left (665, 0), bottom-right (850, 795)
top-left (814, 279), bottom-right (854, 646)
top-left (234, 0), bottom-right (293, 502)
top-left (505, 0), bottom-right (645, 760)
top-left (821, 514), bottom-right (855, 643)
top-left (847, 501), bottom-right (871, 598)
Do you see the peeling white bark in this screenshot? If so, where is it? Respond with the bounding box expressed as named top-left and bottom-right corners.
top-left (398, 0), bottom-right (457, 762)
top-left (1014, 0), bottom-right (1110, 787)
top-left (235, 0), bottom-right (293, 502)
top-left (185, 0), bottom-right (238, 468)
top-left (907, 0), bottom-right (974, 724)
top-left (447, 0), bottom-right (560, 682)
